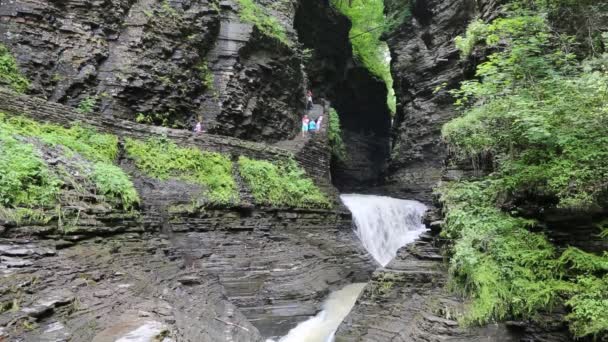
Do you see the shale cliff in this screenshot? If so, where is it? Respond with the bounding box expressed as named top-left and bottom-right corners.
top-left (383, 0), bottom-right (499, 202)
top-left (0, 0), bottom-right (306, 142)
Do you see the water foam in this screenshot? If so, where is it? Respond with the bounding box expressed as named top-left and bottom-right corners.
top-left (341, 194), bottom-right (428, 266)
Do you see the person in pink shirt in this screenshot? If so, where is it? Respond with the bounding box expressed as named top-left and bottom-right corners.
top-left (302, 114), bottom-right (310, 137)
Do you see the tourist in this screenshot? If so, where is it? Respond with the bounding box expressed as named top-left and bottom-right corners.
top-left (302, 114), bottom-right (309, 137)
top-left (316, 115), bottom-right (323, 131)
top-left (194, 121), bottom-right (202, 134)
top-left (306, 90), bottom-right (313, 110)
top-left (308, 117), bottom-right (317, 133)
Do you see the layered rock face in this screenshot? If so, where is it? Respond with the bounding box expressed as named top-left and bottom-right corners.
top-left (0, 0), bottom-right (304, 141)
top-left (204, 0), bottom-right (306, 142)
top-left (335, 232), bottom-right (572, 342)
top-left (0, 0), bottom-right (219, 126)
top-left (294, 0), bottom-right (392, 191)
top-left (0, 91), bottom-right (376, 341)
top-left (384, 0), bottom-right (499, 202)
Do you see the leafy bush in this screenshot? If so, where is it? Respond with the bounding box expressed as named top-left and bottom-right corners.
top-left (328, 108), bottom-right (346, 161)
top-left (454, 20), bottom-right (489, 57)
top-left (92, 163), bottom-right (140, 210)
top-left (125, 138), bottom-right (237, 204)
top-left (441, 1), bottom-right (608, 338)
top-left (0, 43), bottom-right (29, 93)
top-left (445, 14), bottom-right (607, 210)
top-left (237, 156), bottom-right (330, 209)
top-left (332, 0), bottom-right (396, 113)
top-left (236, 0), bottom-right (290, 46)
top-left (438, 181), bottom-right (608, 336)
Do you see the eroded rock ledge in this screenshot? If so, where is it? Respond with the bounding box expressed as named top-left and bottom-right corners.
top-left (335, 231), bottom-right (571, 342)
top-left (0, 88), bottom-right (376, 341)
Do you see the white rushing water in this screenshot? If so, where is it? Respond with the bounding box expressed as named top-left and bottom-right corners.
top-left (340, 194), bottom-right (428, 267)
top-left (268, 283), bottom-right (366, 342)
top-left (268, 194), bottom-right (427, 342)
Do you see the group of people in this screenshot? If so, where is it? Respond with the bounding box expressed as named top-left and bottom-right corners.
top-left (302, 89), bottom-right (323, 136)
top-left (301, 114), bottom-right (323, 136)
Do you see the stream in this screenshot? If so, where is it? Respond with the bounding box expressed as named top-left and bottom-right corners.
top-left (269, 194), bottom-right (428, 342)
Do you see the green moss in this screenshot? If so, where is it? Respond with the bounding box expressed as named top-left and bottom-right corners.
top-left (76, 96), bottom-right (98, 114)
top-left (331, 0), bottom-right (396, 114)
top-left (91, 163), bottom-right (139, 210)
top-left (125, 137), bottom-right (237, 205)
top-left (237, 156), bottom-right (330, 209)
top-left (0, 130), bottom-right (60, 208)
top-left (0, 44), bottom-right (29, 93)
top-left (0, 112), bottom-right (138, 214)
top-left (328, 108), bottom-right (346, 161)
top-left (236, 0), bottom-right (290, 46)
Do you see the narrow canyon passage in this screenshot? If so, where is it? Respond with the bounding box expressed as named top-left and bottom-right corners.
top-left (3, 0), bottom-right (604, 340)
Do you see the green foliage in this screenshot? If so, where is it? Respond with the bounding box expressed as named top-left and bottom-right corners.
top-left (383, 0), bottom-right (412, 33)
top-left (438, 181), bottom-right (608, 335)
top-left (236, 0), bottom-right (290, 46)
top-left (444, 13), bottom-right (608, 211)
top-left (0, 43), bottom-right (29, 93)
top-left (196, 60), bottom-right (214, 89)
top-left (328, 108), bottom-right (347, 161)
top-left (0, 130), bottom-right (60, 208)
top-left (237, 156), bottom-right (330, 209)
top-left (135, 112), bottom-right (185, 129)
top-left (331, 0), bottom-right (396, 113)
top-left (454, 19), bottom-right (489, 58)
top-left (2, 115), bottom-right (118, 163)
top-left (91, 163), bottom-right (139, 210)
top-left (76, 96), bottom-right (98, 114)
top-left (442, 2), bottom-right (608, 337)
top-left (566, 275), bottom-right (608, 338)
top-left (160, 0), bottom-right (179, 18)
top-left (0, 112), bottom-right (136, 215)
top-left (125, 138), bottom-right (237, 204)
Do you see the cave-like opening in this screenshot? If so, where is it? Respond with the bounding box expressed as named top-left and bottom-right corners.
top-left (294, 0), bottom-right (392, 191)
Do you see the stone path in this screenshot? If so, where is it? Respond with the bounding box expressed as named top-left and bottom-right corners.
top-left (272, 103), bottom-right (326, 154)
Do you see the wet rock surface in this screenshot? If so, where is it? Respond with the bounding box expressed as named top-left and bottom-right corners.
top-left (0, 236), bottom-right (262, 342)
top-left (0, 215), bottom-right (374, 341)
top-left (384, 0), bottom-right (499, 202)
top-left (335, 233), bottom-right (573, 342)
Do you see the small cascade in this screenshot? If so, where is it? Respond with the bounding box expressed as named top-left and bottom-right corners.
top-left (340, 194), bottom-right (428, 267)
top-left (268, 283), bottom-right (366, 342)
top-left (268, 194), bottom-right (428, 342)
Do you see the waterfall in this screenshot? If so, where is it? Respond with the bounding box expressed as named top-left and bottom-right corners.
top-left (268, 194), bottom-right (428, 342)
top-left (340, 194), bottom-right (428, 267)
top-left (267, 283), bottom-right (366, 342)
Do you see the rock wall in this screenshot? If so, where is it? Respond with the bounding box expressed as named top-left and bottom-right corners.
top-left (0, 85), bottom-right (377, 341)
top-left (0, 0), bottom-right (305, 141)
top-left (335, 232), bottom-right (572, 342)
top-left (384, 0), bottom-right (499, 202)
top-left (0, 0), bottom-right (219, 126)
top-left (204, 0), bottom-right (306, 142)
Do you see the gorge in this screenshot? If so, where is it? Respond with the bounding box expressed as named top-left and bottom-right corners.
top-left (1, 0), bottom-right (607, 341)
